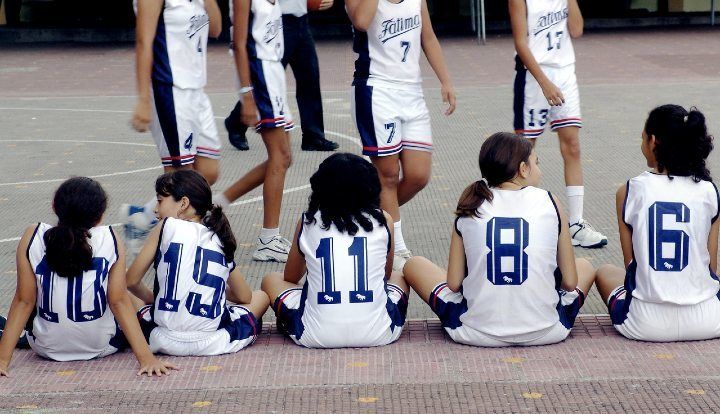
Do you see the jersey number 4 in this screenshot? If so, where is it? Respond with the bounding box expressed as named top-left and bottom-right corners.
top-left (316, 237), bottom-right (373, 305)
top-left (648, 202), bottom-right (690, 272)
top-left (157, 243), bottom-right (228, 319)
top-left (486, 217), bottom-right (530, 285)
top-left (36, 256), bottom-right (110, 323)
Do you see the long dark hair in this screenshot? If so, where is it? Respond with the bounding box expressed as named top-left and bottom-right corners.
top-left (305, 153), bottom-right (386, 235)
top-left (44, 177), bottom-right (107, 278)
top-left (645, 104), bottom-right (713, 182)
top-left (155, 170), bottom-right (236, 261)
top-left (456, 132), bottom-right (534, 218)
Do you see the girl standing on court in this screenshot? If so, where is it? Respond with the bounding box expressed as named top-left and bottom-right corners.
top-left (345, 0), bottom-right (456, 270)
top-left (262, 153), bottom-right (409, 348)
top-left (596, 105), bottom-right (720, 342)
top-left (127, 170), bottom-right (269, 356)
top-left (124, 0), bottom-right (223, 254)
top-left (0, 177), bottom-right (173, 376)
top-left (509, 0), bottom-right (607, 248)
top-left (404, 133), bottom-right (595, 347)
top-left (214, 0), bottom-right (296, 263)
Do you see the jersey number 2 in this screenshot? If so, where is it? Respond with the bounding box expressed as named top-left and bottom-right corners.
top-left (486, 217), bottom-right (530, 285)
top-left (648, 202), bottom-right (690, 272)
top-left (316, 237), bottom-right (373, 304)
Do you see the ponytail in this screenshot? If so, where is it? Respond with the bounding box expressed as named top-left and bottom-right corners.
top-left (455, 179), bottom-right (493, 218)
top-left (202, 205), bottom-right (237, 261)
top-left (44, 177), bottom-right (107, 278)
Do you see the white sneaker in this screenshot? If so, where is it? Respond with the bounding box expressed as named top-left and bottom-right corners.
top-left (252, 235), bottom-right (291, 262)
top-left (119, 204), bottom-right (156, 256)
top-left (393, 248), bottom-right (413, 272)
top-left (569, 219), bottom-right (608, 248)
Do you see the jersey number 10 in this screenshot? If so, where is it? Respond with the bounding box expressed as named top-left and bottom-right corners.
top-left (316, 237), bottom-right (374, 305)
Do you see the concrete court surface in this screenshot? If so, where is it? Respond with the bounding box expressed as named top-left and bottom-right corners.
top-left (0, 28), bottom-right (720, 412)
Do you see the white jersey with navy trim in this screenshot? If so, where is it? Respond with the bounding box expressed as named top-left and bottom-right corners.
top-left (352, 0), bottom-right (422, 89)
top-left (456, 187), bottom-right (563, 337)
top-left (523, 0), bottom-right (575, 68)
top-left (135, 0), bottom-right (210, 89)
top-left (623, 172), bottom-right (720, 305)
top-left (152, 217), bottom-right (236, 333)
top-left (296, 211), bottom-right (393, 348)
top-left (27, 223), bottom-right (120, 361)
top-left (246, 0), bottom-right (284, 62)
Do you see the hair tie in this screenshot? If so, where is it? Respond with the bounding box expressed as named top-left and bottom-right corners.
top-left (480, 178), bottom-right (489, 186)
top-left (684, 115), bottom-right (689, 123)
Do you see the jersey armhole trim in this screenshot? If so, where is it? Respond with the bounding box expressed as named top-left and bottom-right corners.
top-left (711, 181), bottom-right (720, 223)
top-left (547, 191), bottom-right (561, 235)
top-left (622, 180), bottom-right (632, 226)
top-left (154, 218), bottom-right (169, 266)
top-left (297, 213), bottom-right (306, 258)
top-left (25, 223), bottom-right (41, 262)
top-left (454, 216), bottom-right (462, 238)
top-left (108, 226), bottom-right (119, 262)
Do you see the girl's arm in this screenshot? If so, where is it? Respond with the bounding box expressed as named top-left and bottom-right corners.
top-left (232, 0), bottom-right (259, 127)
top-left (132, 0), bottom-right (164, 133)
top-left (0, 226), bottom-right (39, 377)
top-left (709, 220), bottom-right (719, 274)
top-left (126, 222), bottom-right (164, 304)
top-left (508, 0), bottom-right (564, 106)
top-left (226, 268), bottom-right (253, 304)
top-left (567, 0), bottom-right (584, 38)
top-left (107, 239), bottom-right (177, 377)
top-left (446, 228), bottom-right (466, 292)
top-left (420, 0), bottom-right (456, 116)
top-left (383, 211), bottom-right (395, 279)
top-left (616, 184), bottom-right (634, 266)
top-left (284, 219), bottom-right (307, 284)
top-left (344, 0), bottom-right (379, 31)
top-left (554, 195), bottom-right (578, 291)
top-left (205, 0), bottom-right (222, 38)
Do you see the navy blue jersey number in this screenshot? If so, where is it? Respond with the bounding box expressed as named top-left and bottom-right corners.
top-left (158, 242), bottom-right (230, 319)
top-left (400, 41), bottom-right (411, 62)
top-left (316, 237), bottom-right (373, 304)
top-left (486, 217), bottom-right (530, 285)
top-left (648, 202), bottom-right (690, 272)
top-left (36, 256), bottom-right (110, 323)
top-left (546, 31), bottom-right (563, 51)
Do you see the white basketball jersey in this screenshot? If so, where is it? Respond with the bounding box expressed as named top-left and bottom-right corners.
top-left (297, 212), bottom-right (393, 348)
top-left (523, 0), bottom-right (575, 68)
top-left (456, 187), bottom-right (563, 337)
top-left (152, 218), bottom-right (236, 333)
top-left (27, 224), bottom-right (119, 361)
top-left (352, 0), bottom-right (422, 89)
top-left (623, 172), bottom-right (720, 305)
top-left (135, 0), bottom-right (210, 89)
top-left (247, 0), bottom-right (284, 62)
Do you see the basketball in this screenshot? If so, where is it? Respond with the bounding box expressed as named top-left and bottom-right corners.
top-left (307, 0), bottom-right (323, 12)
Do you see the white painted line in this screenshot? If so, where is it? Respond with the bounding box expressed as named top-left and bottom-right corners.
top-left (0, 166), bottom-right (162, 187)
top-left (0, 107), bottom-right (132, 114)
top-left (230, 184), bottom-right (311, 207)
top-left (0, 139), bottom-right (155, 147)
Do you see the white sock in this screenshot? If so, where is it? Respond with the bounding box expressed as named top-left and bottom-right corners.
top-left (142, 198), bottom-right (157, 222)
top-left (566, 186), bottom-right (584, 225)
top-left (259, 227), bottom-right (279, 244)
top-left (214, 193), bottom-right (230, 209)
top-left (393, 220), bottom-right (408, 252)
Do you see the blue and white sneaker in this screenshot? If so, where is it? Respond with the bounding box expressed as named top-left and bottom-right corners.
top-left (252, 235), bottom-right (291, 262)
top-left (120, 204), bottom-right (157, 256)
top-left (570, 219), bottom-right (608, 248)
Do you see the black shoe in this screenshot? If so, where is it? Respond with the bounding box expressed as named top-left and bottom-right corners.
top-left (0, 315), bottom-right (29, 348)
top-left (301, 138), bottom-right (339, 152)
top-left (225, 117), bottom-right (249, 151)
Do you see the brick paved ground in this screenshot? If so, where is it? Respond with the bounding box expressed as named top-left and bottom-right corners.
top-left (1, 28), bottom-right (720, 411)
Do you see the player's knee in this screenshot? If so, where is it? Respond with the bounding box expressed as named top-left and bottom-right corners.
top-left (377, 166), bottom-right (401, 188)
top-left (261, 272), bottom-right (283, 292)
top-left (560, 139), bottom-right (581, 160)
top-left (596, 264), bottom-right (616, 280)
top-left (405, 171), bottom-right (431, 191)
top-left (269, 150), bottom-right (292, 171)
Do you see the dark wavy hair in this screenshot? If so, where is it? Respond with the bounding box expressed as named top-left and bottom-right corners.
top-left (645, 104), bottom-right (713, 182)
top-left (155, 170), bottom-right (236, 261)
top-left (456, 132), bottom-right (534, 218)
top-left (305, 153), bottom-right (386, 235)
top-left (44, 177), bottom-right (107, 278)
